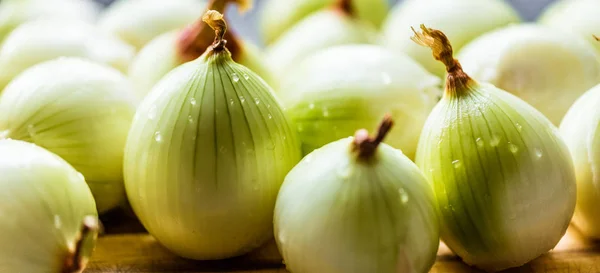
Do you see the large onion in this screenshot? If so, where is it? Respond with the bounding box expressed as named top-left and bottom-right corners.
top-left (0, 58), bottom-right (137, 214)
top-left (539, 0), bottom-right (600, 55)
top-left (265, 0), bottom-right (377, 84)
top-left (413, 25), bottom-right (576, 272)
top-left (98, 0), bottom-right (208, 50)
top-left (0, 0), bottom-right (100, 43)
top-left (124, 10), bottom-right (301, 260)
top-left (275, 117), bottom-right (440, 273)
top-left (457, 24), bottom-right (600, 125)
top-left (380, 0), bottom-right (520, 77)
top-left (259, 0), bottom-right (388, 45)
top-left (0, 139), bottom-right (99, 273)
top-left (128, 0), bottom-right (272, 99)
top-left (0, 19), bottom-right (135, 91)
top-left (278, 44), bottom-right (440, 159)
top-left (560, 83), bottom-right (600, 239)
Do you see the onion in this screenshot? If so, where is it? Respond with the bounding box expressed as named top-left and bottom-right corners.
top-left (0, 19), bottom-right (136, 91)
top-left (124, 10), bottom-right (301, 260)
top-left (0, 0), bottom-right (100, 43)
top-left (0, 58), bottom-right (137, 214)
top-left (560, 83), bottom-right (600, 239)
top-left (264, 0), bottom-right (377, 84)
top-left (278, 44), bottom-right (440, 159)
top-left (98, 0), bottom-right (208, 50)
top-left (539, 0), bottom-right (600, 55)
top-left (0, 139), bottom-right (99, 273)
top-left (128, 0), bottom-right (272, 99)
top-left (275, 116), bottom-right (440, 273)
top-left (380, 0), bottom-right (520, 77)
top-left (413, 25), bottom-right (576, 272)
top-left (260, 0), bottom-right (388, 45)
top-left (457, 24), bottom-right (600, 125)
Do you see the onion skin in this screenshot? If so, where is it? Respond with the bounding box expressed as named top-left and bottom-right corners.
top-left (380, 0), bottom-right (520, 78)
top-left (275, 127), bottom-right (439, 273)
top-left (413, 25), bottom-right (576, 272)
top-left (260, 0), bottom-right (388, 45)
top-left (560, 83), bottom-right (600, 239)
top-left (124, 11), bottom-right (301, 260)
top-left (279, 44), bottom-right (440, 159)
top-left (539, 0), bottom-right (600, 55)
top-left (0, 58), bottom-right (137, 214)
top-left (0, 0), bottom-right (100, 43)
top-left (457, 24), bottom-right (600, 126)
top-left (0, 139), bottom-right (98, 273)
top-left (98, 0), bottom-right (208, 50)
top-left (0, 19), bottom-right (135, 91)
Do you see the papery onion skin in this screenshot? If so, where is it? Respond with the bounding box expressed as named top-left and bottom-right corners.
top-left (560, 83), bottom-right (600, 239)
top-left (0, 139), bottom-right (98, 273)
top-left (414, 25), bottom-right (576, 272)
top-left (380, 0), bottom-right (520, 78)
top-left (98, 0), bottom-right (207, 50)
top-left (260, 0), bottom-right (388, 45)
top-left (0, 0), bottom-right (100, 43)
top-left (124, 11), bottom-right (302, 260)
top-left (539, 0), bottom-right (600, 55)
top-left (279, 44), bottom-right (440, 159)
top-left (0, 58), bottom-right (137, 214)
top-left (457, 24), bottom-right (600, 126)
top-left (275, 122), bottom-right (439, 273)
top-left (265, 3), bottom-right (377, 83)
top-left (0, 19), bottom-right (136, 91)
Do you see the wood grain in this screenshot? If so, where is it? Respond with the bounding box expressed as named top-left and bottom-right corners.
top-left (85, 221), bottom-right (600, 273)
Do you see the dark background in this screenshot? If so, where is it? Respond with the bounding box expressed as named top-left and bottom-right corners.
top-left (94, 0), bottom-right (557, 46)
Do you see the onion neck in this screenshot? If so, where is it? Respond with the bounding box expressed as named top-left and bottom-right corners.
top-left (351, 115), bottom-right (394, 160)
top-left (333, 0), bottom-right (355, 17)
top-left (62, 216), bottom-right (99, 273)
top-left (594, 35), bottom-right (599, 42)
top-left (411, 24), bottom-right (474, 98)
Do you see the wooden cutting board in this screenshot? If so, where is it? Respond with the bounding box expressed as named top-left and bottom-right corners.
top-left (85, 211), bottom-right (600, 273)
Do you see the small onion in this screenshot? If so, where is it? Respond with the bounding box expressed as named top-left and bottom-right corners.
top-left (0, 19), bottom-right (136, 90)
top-left (265, 0), bottom-right (377, 84)
top-left (413, 25), bottom-right (576, 271)
top-left (539, 0), bottom-right (600, 55)
top-left (0, 58), bottom-right (137, 214)
top-left (98, 0), bottom-right (208, 50)
top-left (457, 24), bottom-right (600, 125)
top-left (560, 83), bottom-right (600, 239)
top-left (128, 0), bottom-right (272, 99)
top-left (275, 116), bottom-right (440, 273)
top-left (0, 0), bottom-right (100, 43)
top-left (124, 10), bottom-right (301, 260)
top-left (380, 0), bottom-right (520, 77)
top-left (0, 139), bottom-right (99, 273)
top-left (278, 44), bottom-right (440, 159)
top-left (259, 0), bottom-right (388, 45)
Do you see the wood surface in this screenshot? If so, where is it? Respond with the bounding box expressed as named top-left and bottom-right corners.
top-left (85, 209), bottom-right (600, 273)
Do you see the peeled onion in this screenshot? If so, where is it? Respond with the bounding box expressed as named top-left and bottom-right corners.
top-left (275, 117), bottom-right (440, 273)
top-left (380, 0), bottom-right (520, 77)
top-left (560, 83), bottom-right (600, 239)
top-left (413, 25), bottom-right (576, 272)
top-left (0, 58), bottom-right (137, 214)
top-left (539, 0), bottom-right (600, 55)
top-left (278, 44), bottom-right (440, 159)
top-left (0, 139), bottom-right (98, 273)
top-left (0, 19), bottom-right (135, 90)
top-left (265, 0), bottom-right (377, 84)
top-left (0, 0), bottom-right (100, 42)
top-left (260, 0), bottom-right (388, 45)
top-left (457, 24), bottom-right (600, 125)
top-left (128, 0), bottom-right (272, 98)
top-left (124, 10), bottom-right (301, 260)
top-left (98, 0), bottom-right (208, 50)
